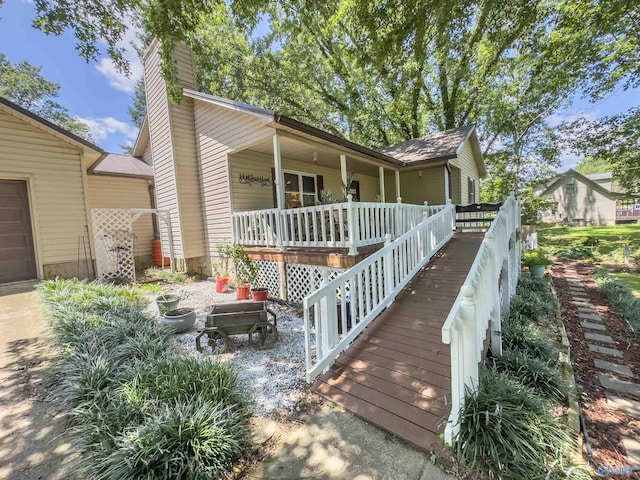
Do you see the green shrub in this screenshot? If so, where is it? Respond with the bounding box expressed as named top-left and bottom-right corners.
top-left (594, 271), bottom-right (640, 332)
top-left (490, 350), bottom-right (567, 401)
top-left (554, 246), bottom-right (595, 260)
top-left (502, 322), bottom-right (558, 364)
top-left (39, 279), bottom-right (252, 479)
top-left (455, 369), bottom-right (576, 480)
top-left (522, 249), bottom-right (552, 267)
top-left (144, 267), bottom-right (188, 284)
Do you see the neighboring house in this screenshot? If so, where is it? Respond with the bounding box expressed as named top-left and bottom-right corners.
top-left (137, 41), bottom-right (487, 279)
top-left (534, 169), bottom-right (635, 225)
top-left (0, 96), bottom-right (155, 285)
top-left (379, 125), bottom-right (486, 206)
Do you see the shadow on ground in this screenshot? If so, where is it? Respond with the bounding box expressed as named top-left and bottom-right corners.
top-left (0, 284), bottom-right (79, 480)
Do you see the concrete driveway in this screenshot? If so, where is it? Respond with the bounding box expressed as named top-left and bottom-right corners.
top-left (0, 282), bottom-right (78, 480)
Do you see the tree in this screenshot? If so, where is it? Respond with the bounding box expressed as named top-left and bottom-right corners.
top-left (574, 156), bottom-right (612, 175)
top-left (0, 54), bottom-right (93, 140)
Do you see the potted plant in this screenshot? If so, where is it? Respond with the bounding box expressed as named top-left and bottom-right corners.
top-left (156, 293), bottom-right (181, 314)
top-left (213, 244), bottom-right (232, 293)
top-left (523, 249), bottom-right (552, 278)
top-left (230, 245), bottom-right (259, 300)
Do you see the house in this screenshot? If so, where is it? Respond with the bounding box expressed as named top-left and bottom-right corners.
top-left (534, 169), bottom-right (636, 225)
top-left (0, 96), bottom-right (155, 285)
top-left (379, 125), bottom-right (486, 206)
top-left (136, 41), bottom-right (487, 288)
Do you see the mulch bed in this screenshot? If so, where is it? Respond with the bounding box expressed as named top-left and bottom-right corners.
top-left (552, 260), bottom-right (640, 472)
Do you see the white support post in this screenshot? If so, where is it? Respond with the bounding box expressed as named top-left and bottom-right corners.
top-left (485, 232), bottom-right (502, 356)
top-left (395, 170), bottom-right (401, 200)
top-left (383, 233), bottom-right (393, 297)
top-left (379, 166), bottom-right (385, 203)
top-left (340, 155), bottom-right (348, 196)
top-left (460, 285), bottom-right (479, 391)
top-left (444, 166), bottom-right (450, 204)
top-left (273, 133), bottom-right (285, 211)
top-left (346, 194), bottom-right (358, 255)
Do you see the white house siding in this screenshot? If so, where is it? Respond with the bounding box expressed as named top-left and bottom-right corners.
top-left (543, 179), bottom-right (616, 225)
top-left (0, 109), bottom-right (90, 278)
top-left (385, 166), bottom-right (446, 205)
top-left (144, 42), bottom-right (183, 258)
top-left (86, 175), bottom-right (155, 262)
top-left (193, 102), bottom-right (271, 252)
top-left (450, 140), bottom-right (480, 204)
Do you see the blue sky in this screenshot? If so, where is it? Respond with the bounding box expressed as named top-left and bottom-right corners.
top-left (1, 0), bottom-right (639, 166)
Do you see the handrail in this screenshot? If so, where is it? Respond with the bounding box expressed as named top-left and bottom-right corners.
top-left (231, 198), bottom-right (445, 254)
top-left (441, 194), bottom-right (521, 445)
top-left (303, 203), bottom-right (456, 382)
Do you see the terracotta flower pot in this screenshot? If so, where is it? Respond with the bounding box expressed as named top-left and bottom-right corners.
top-left (236, 283), bottom-right (250, 300)
top-left (215, 276), bottom-right (229, 293)
top-left (250, 287), bottom-right (268, 302)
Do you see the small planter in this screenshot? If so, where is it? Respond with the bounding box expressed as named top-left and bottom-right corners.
top-left (529, 265), bottom-right (546, 278)
top-left (250, 287), bottom-right (268, 302)
top-left (215, 277), bottom-right (229, 293)
top-left (236, 283), bottom-right (250, 300)
top-left (156, 294), bottom-right (180, 314)
top-left (163, 308), bottom-right (196, 333)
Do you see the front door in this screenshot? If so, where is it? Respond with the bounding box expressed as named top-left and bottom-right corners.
top-left (0, 180), bottom-right (37, 283)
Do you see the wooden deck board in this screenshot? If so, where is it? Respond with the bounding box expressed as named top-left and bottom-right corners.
top-left (313, 233), bottom-right (483, 452)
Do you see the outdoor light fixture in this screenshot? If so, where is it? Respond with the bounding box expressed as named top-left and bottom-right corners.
top-left (313, 151), bottom-right (318, 163)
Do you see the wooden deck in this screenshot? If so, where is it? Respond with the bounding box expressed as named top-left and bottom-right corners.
top-left (312, 233), bottom-right (484, 452)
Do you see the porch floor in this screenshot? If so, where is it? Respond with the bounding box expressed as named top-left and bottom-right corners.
top-left (312, 233), bottom-right (484, 452)
top-left (245, 243), bottom-right (383, 269)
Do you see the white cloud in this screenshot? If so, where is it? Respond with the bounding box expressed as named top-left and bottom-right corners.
top-left (95, 21), bottom-right (143, 93)
top-left (79, 116), bottom-right (138, 144)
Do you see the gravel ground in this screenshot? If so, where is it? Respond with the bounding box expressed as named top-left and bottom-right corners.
top-left (145, 280), bottom-right (316, 418)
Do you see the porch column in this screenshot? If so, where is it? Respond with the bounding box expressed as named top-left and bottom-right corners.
top-left (379, 166), bottom-right (385, 202)
top-left (273, 133), bottom-right (285, 210)
top-left (395, 170), bottom-right (401, 200)
top-left (444, 165), bottom-right (450, 204)
top-left (340, 154), bottom-right (348, 190)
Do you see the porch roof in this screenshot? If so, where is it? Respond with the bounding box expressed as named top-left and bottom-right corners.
top-left (182, 89), bottom-right (403, 168)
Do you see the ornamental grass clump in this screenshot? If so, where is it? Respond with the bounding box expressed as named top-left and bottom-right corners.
top-left (501, 321), bottom-right (558, 364)
top-left (490, 350), bottom-right (567, 402)
top-left (455, 369), bottom-right (579, 480)
top-left (39, 279), bottom-right (252, 480)
top-left (594, 270), bottom-right (640, 332)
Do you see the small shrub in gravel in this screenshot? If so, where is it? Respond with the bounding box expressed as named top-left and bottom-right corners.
top-left (455, 369), bottom-right (581, 480)
top-left (39, 279), bottom-right (252, 480)
top-left (490, 349), bottom-right (567, 402)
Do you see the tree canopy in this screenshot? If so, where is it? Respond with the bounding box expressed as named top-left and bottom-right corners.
top-left (0, 54), bottom-right (93, 140)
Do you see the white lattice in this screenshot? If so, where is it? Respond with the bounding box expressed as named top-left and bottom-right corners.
top-left (255, 260), bottom-right (280, 298)
top-left (92, 209), bottom-right (136, 282)
top-left (286, 264), bottom-right (345, 303)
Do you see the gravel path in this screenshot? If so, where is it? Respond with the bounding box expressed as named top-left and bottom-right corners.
top-left (145, 281), bottom-right (315, 418)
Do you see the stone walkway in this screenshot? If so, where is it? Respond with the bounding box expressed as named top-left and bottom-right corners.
top-left (563, 265), bottom-right (640, 464)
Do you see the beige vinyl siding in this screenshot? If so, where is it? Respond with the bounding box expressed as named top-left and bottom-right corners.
top-left (543, 178), bottom-right (617, 225)
top-left (450, 167), bottom-right (461, 204)
top-left (450, 140), bottom-right (480, 204)
top-left (386, 166), bottom-right (446, 205)
top-left (0, 110), bottom-right (88, 266)
top-left (194, 102), bottom-right (271, 250)
top-left (142, 141), bottom-right (153, 165)
top-left (86, 175), bottom-right (154, 257)
top-left (144, 42), bottom-right (183, 257)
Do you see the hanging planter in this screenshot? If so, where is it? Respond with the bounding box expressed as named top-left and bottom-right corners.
top-left (162, 308), bottom-right (196, 333)
top-left (156, 294), bottom-right (180, 314)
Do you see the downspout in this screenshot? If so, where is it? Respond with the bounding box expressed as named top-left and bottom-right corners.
top-left (148, 184), bottom-right (160, 239)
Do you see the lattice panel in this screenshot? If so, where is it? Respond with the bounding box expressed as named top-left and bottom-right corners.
top-left (255, 260), bottom-right (280, 298)
top-left (92, 209), bottom-right (136, 282)
top-left (286, 263), bottom-right (345, 303)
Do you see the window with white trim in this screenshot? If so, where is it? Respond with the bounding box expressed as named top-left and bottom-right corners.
top-left (468, 177), bottom-right (476, 204)
top-left (284, 171), bottom-right (317, 208)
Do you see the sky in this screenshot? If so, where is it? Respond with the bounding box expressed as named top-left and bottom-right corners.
top-left (0, 0), bottom-right (639, 166)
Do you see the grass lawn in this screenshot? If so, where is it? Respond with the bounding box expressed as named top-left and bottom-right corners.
top-left (611, 272), bottom-right (640, 297)
top-left (538, 224), bottom-right (640, 257)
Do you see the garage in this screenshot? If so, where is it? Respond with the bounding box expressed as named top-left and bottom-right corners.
top-left (0, 179), bottom-right (37, 283)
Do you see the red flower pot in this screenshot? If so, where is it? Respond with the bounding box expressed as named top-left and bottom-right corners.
top-left (250, 287), bottom-right (268, 302)
top-left (236, 283), bottom-right (250, 300)
top-left (215, 277), bottom-right (229, 293)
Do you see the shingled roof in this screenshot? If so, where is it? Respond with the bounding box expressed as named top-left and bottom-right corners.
top-left (88, 153), bottom-right (154, 179)
top-left (379, 125), bottom-right (475, 165)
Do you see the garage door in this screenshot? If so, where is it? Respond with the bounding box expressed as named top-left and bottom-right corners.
top-left (0, 180), bottom-right (37, 283)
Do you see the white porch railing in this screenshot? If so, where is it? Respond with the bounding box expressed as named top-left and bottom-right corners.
top-left (441, 195), bottom-right (521, 445)
top-left (303, 203), bottom-right (456, 382)
top-left (232, 196), bottom-right (443, 254)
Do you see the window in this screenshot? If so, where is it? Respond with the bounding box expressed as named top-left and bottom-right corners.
top-left (565, 181), bottom-right (576, 195)
top-left (284, 171), bottom-right (317, 208)
top-left (468, 177), bottom-right (476, 204)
